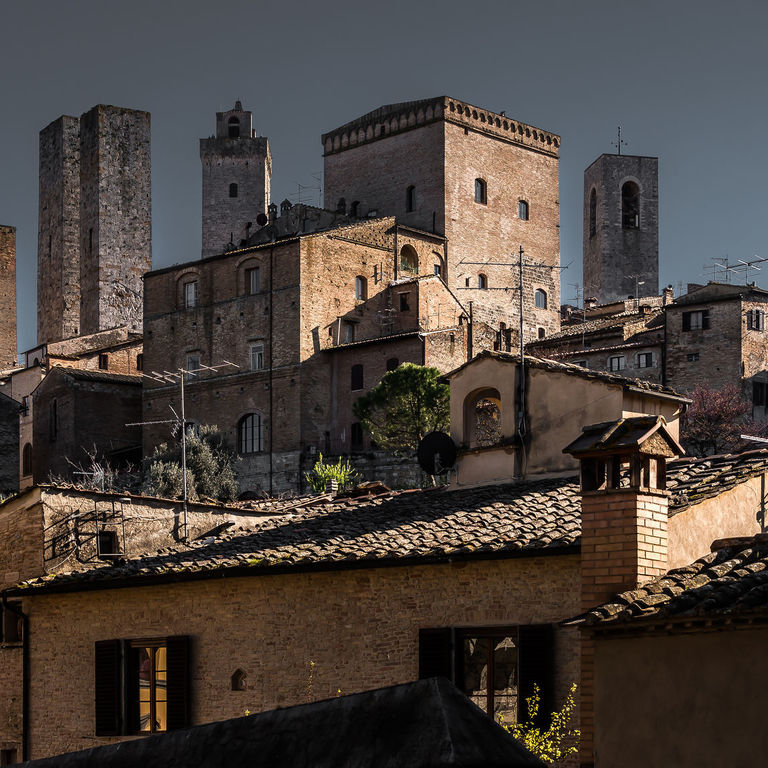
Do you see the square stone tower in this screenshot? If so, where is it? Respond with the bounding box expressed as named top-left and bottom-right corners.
top-left (200, 101), bottom-right (271, 259)
top-left (0, 225), bottom-right (17, 368)
top-left (321, 97), bottom-right (562, 342)
top-left (583, 154), bottom-right (658, 304)
top-left (37, 105), bottom-right (151, 344)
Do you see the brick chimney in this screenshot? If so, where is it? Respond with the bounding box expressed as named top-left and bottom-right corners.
top-left (563, 416), bottom-right (684, 766)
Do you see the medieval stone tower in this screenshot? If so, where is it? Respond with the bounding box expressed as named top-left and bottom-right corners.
top-left (0, 225), bottom-right (17, 368)
top-left (321, 97), bottom-right (561, 342)
top-left (37, 105), bottom-right (151, 344)
top-left (200, 101), bottom-right (271, 259)
top-left (583, 154), bottom-right (658, 304)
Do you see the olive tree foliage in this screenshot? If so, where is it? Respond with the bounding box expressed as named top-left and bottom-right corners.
top-left (143, 424), bottom-right (239, 501)
top-left (680, 383), bottom-right (768, 457)
top-left (352, 363), bottom-right (450, 454)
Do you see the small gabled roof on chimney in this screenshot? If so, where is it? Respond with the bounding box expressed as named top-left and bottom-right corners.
top-left (563, 416), bottom-right (684, 459)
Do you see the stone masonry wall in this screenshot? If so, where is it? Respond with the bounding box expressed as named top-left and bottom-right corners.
top-left (0, 226), bottom-right (17, 367)
top-left (37, 116), bottom-right (81, 344)
top-left (79, 105), bottom-right (151, 336)
top-left (21, 554), bottom-right (580, 760)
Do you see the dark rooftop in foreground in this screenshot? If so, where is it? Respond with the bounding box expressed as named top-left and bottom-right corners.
top-left (18, 677), bottom-right (545, 768)
top-left (574, 535), bottom-right (768, 629)
top-left (8, 449), bottom-right (768, 596)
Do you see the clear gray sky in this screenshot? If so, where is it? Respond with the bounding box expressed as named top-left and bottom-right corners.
top-left (2, 0), bottom-right (767, 353)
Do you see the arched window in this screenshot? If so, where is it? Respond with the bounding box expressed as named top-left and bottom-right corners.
top-left (350, 200), bottom-right (360, 217)
top-left (400, 245), bottom-right (418, 273)
top-left (518, 200), bottom-right (529, 220)
top-left (238, 413), bottom-right (264, 454)
top-left (228, 116), bottom-right (240, 138)
top-left (406, 185), bottom-right (415, 212)
top-left (22, 443), bottom-right (32, 477)
top-left (231, 669), bottom-right (247, 691)
top-left (622, 182), bottom-right (640, 229)
top-left (229, 183), bottom-right (238, 198)
top-left (463, 388), bottom-right (502, 448)
top-left (474, 178), bottom-right (487, 205)
top-left (589, 188), bottom-right (597, 237)
top-left (478, 273), bottom-right (488, 290)
top-left (355, 276), bottom-right (367, 301)
top-left (538, 327), bottom-right (546, 339)
top-left (336, 197), bottom-right (346, 214)
top-left (535, 289), bottom-right (547, 309)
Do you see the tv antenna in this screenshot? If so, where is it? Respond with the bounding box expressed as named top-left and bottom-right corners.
top-left (611, 126), bottom-right (628, 155)
top-left (127, 361), bottom-right (238, 540)
top-left (705, 255), bottom-right (768, 285)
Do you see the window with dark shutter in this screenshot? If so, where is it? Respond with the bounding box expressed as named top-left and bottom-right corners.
top-left (94, 639), bottom-right (122, 736)
top-left (418, 627), bottom-right (454, 681)
top-left (165, 635), bottom-right (191, 731)
top-left (518, 624), bottom-right (555, 729)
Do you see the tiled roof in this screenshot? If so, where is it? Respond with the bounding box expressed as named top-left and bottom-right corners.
top-left (537, 310), bottom-right (662, 343)
top-left (448, 351), bottom-right (687, 401)
top-left (51, 367), bottom-right (143, 386)
top-left (10, 449), bottom-right (768, 595)
top-left (577, 535), bottom-right (768, 628)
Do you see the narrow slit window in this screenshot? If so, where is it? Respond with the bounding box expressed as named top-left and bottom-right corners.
top-left (474, 178), bottom-right (487, 205)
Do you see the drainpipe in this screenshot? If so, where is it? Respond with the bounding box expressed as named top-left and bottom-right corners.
top-left (3, 595), bottom-right (29, 761)
top-left (467, 301), bottom-right (473, 363)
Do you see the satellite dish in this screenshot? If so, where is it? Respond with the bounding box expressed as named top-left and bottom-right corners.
top-left (255, 213), bottom-right (268, 226)
top-left (417, 431), bottom-right (457, 475)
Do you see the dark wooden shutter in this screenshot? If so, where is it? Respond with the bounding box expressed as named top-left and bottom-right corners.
top-left (418, 628), bottom-right (454, 681)
top-left (518, 624), bottom-right (554, 729)
top-left (166, 635), bottom-right (191, 731)
top-left (94, 639), bottom-right (122, 736)
top-left (702, 310), bottom-right (710, 330)
top-left (682, 313), bottom-right (691, 331)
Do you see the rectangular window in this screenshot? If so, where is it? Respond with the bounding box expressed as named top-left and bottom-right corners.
top-left (682, 310), bottom-right (709, 331)
top-left (249, 343), bottom-right (264, 371)
top-left (747, 309), bottom-right (765, 331)
top-left (419, 624), bottom-right (553, 726)
top-left (637, 352), bottom-right (653, 368)
top-left (95, 636), bottom-right (190, 737)
top-left (351, 364), bottom-right (364, 391)
top-left (49, 400), bottom-right (57, 441)
top-left (97, 530), bottom-right (120, 559)
top-left (687, 352), bottom-right (700, 362)
top-left (1, 601), bottom-right (22, 644)
top-left (399, 293), bottom-right (411, 312)
top-left (184, 281), bottom-right (198, 309)
top-left (136, 354), bottom-right (144, 372)
top-left (575, 360), bottom-right (588, 368)
top-left (342, 322), bottom-right (355, 344)
top-left (434, 264), bottom-right (441, 276)
top-left (245, 267), bottom-right (260, 295)
top-left (185, 354), bottom-right (201, 379)
top-left (608, 356), bottom-right (625, 372)
top-left (98, 353), bottom-right (109, 370)
top-left (754, 381), bottom-right (767, 408)
top-left (351, 422), bottom-right (364, 451)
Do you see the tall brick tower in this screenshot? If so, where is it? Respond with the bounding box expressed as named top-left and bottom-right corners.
top-left (200, 101), bottom-right (271, 259)
top-left (37, 105), bottom-right (151, 343)
top-left (583, 154), bottom-right (658, 304)
top-left (0, 225), bottom-right (17, 367)
top-left (321, 97), bottom-right (561, 342)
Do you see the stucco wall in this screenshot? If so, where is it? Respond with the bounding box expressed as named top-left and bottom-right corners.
top-left (594, 627), bottom-right (768, 767)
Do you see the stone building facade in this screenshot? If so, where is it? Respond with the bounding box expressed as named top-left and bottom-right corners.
top-left (0, 226), bottom-right (17, 370)
top-left (583, 154), bottom-right (658, 304)
top-left (322, 97), bottom-right (562, 343)
top-left (142, 215), bottom-right (468, 494)
top-left (200, 101), bottom-right (271, 259)
top-left (37, 105), bottom-right (151, 344)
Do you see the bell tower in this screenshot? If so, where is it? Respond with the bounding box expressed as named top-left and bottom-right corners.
top-left (200, 101), bottom-right (271, 259)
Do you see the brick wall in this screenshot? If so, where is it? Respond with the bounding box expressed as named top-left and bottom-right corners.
top-left (0, 226), bottom-right (16, 368)
top-left (20, 554), bottom-right (580, 760)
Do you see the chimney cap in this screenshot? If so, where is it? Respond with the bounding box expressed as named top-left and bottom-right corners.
top-left (563, 415), bottom-right (684, 459)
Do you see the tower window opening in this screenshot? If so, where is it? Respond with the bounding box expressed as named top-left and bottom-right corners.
top-left (229, 183), bottom-right (238, 198)
top-left (535, 289), bottom-right (547, 309)
top-left (589, 188), bottom-right (597, 237)
top-left (228, 117), bottom-right (240, 138)
top-left (621, 181), bottom-right (640, 229)
top-left (518, 200), bottom-right (529, 220)
top-left (478, 273), bottom-right (488, 290)
top-left (406, 185), bottom-right (415, 212)
top-left (474, 178), bottom-right (487, 205)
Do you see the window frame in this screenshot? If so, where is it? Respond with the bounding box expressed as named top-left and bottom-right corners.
top-left (534, 289), bottom-right (547, 309)
top-left (183, 280), bottom-right (198, 309)
top-left (245, 266), bottom-right (260, 295)
top-left (682, 309), bottom-right (709, 331)
top-left (229, 183), bottom-right (238, 198)
top-left (621, 181), bottom-right (640, 229)
top-left (518, 200), bottom-right (529, 221)
top-left (355, 275), bottom-right (368, 301)
top-left (478, 274), bottom-right (488, 290)
top-left (21, 442), bottom-right (32, 477)
top-left (351, 364), bottom-right (364, 391)
top-left (608, 355), bottom-right (626, 372)
top-left (747, 309), bottom-right (765, 331)
top-left (98, 353), bottom-right (109, 370)
top-left (406, 185), bottom-right (415, 213)
top-left (637, 352), bottom-right (653, 369)
top-left (238, 413), bottom-right (264, 454)
top-left (249, 342), bottom-right (265, 372)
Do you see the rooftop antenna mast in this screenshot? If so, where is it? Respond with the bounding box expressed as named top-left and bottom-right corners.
top-left (611, 126), bottom-right (628, 155)
top-left (127, 360), bottom-right (238, 540)
top-left (705, 254), bottom-right (768, 285)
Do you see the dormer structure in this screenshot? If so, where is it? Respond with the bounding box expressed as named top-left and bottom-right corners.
top-left (200, 101), bottom-right (271, 259)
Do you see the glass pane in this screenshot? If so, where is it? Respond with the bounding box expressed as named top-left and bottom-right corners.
top-left (155, 699), bottom-right (167, 732)
top-left (493, 636), bottom-right (518, 724)
top-left (462, 637), bottom-right (490, 713)
top-left (138, 699), bottom-right (152, 732)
